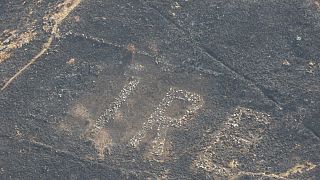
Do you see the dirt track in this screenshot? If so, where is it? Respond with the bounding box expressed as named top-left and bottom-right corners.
top-left (0, 0), bottom-right (319, 179)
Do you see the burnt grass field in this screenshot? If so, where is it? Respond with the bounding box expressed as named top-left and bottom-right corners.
top-left (0, 0), bottom-right (320, 179)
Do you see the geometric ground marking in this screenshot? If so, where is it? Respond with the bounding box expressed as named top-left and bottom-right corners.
top-left (130, 87), bottom-right (204, 162)
top-left (192, 107), bottom-right (272, 176)
top-left (191, 107), bottom-right (317, 179)
top-left (86, 77), bottom-right (140, 158)
top-left (89, 77), bottom-right (140, 136)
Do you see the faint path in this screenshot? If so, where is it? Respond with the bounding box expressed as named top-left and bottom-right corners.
top-left (137, 0), bottom-right (283, 110)
top-left (1, 0), bottom-right (82, 91)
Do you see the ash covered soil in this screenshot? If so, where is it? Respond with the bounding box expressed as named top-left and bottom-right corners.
top-left (0, 0), bottom-right (320, 179)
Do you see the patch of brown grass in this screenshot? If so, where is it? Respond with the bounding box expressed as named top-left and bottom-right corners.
top-left (0, 29), bottom-right (37, 63)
